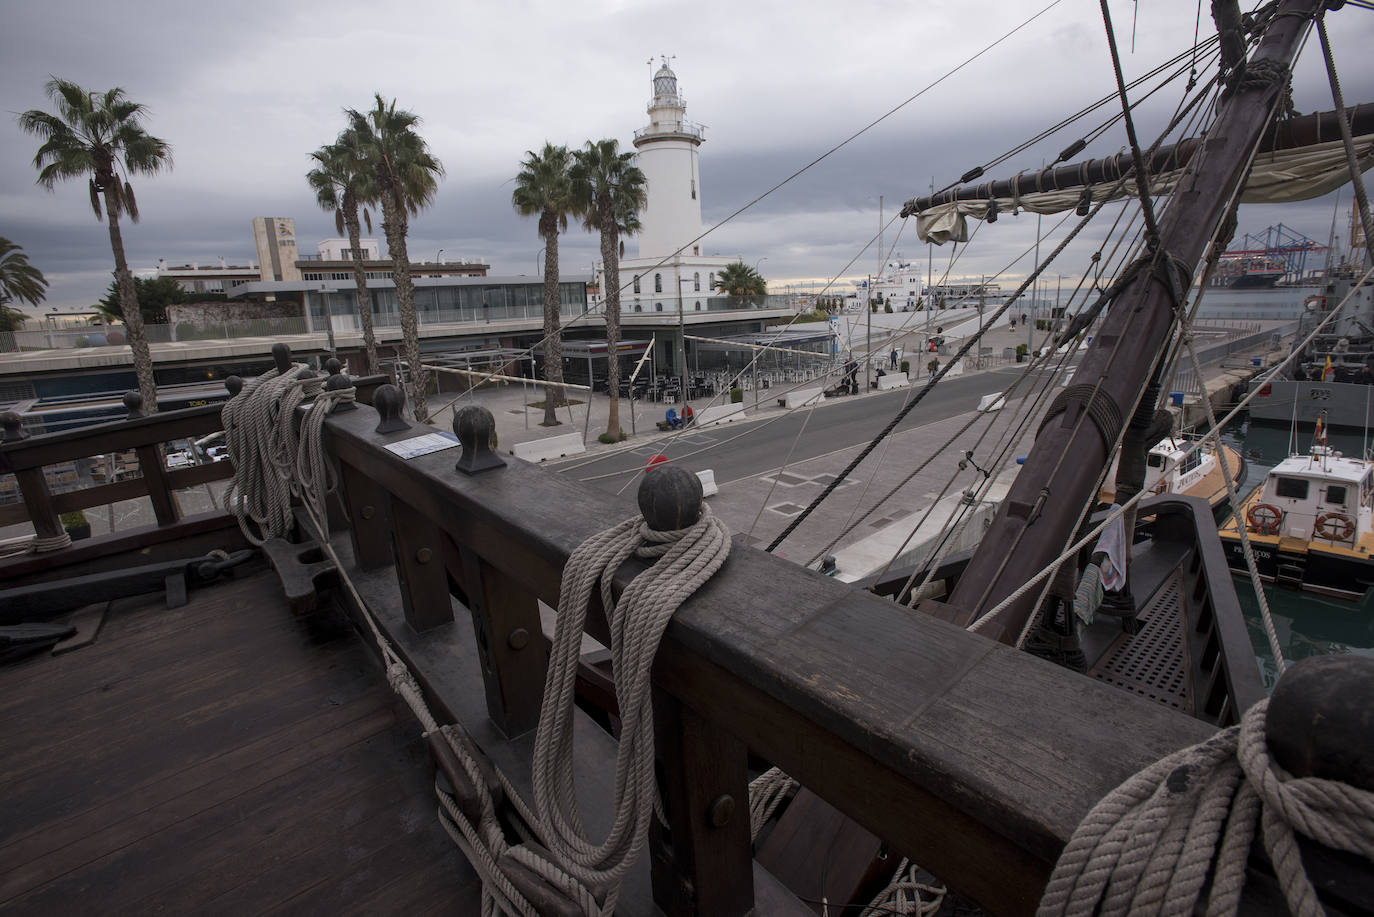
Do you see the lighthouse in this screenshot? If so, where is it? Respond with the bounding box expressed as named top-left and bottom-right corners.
top-left (632, 61), bottom-right (705, 260)
top-left (610, 59), bottom-right (746, 317)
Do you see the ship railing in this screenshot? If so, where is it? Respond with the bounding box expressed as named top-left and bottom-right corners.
top-left (0, 379), bottom-right (1332, 916)
top-left (0, 375), bottom-right (387, 564)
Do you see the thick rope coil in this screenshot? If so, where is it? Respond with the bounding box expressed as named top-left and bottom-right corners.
top-left (749, 767), bottom-right (800, 842)
top-left (30, 532), bottom-right (72, 553)
top-left (531, 507), bottom-right (731, 916)
top-left (222, 365), bottom-right (311, 544)
top-left (859, 858), bottom-right (947, 917)
top-left (1037, 699), bottom-right (1374, 917)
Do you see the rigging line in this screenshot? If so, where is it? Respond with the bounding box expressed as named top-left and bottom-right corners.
top-left (1191, 0), bottom-right (1204, 87)
top-left (1316, 12), bottom-right (1374, 265)
top-left (744, 401), bottom-right (820, 540)
top-left (944, 31), bottom-right (1222, 191)
top-left (767, 195), bottom-right (1106, 554)
top-left (1100, 0), bottom-right (1162, 245)
top-left (805, 220), bottom-right (1100, 569)
top-left (1077, 42), bottom-right (1224, 151)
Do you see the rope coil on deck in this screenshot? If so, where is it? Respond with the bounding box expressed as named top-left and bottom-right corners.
top-left (1037, 698), bottom-right (1374, 917)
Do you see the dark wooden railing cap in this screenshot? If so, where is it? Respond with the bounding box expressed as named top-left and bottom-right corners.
top-left (1267, 655), bottom-right (1374, 792)
top-left (324, 372), bottom-right (357, 412)
top-left (638, 465), bottom-right (703, 531)
top-left (123, 391), bottom-right (144, 420)
top-left (1, 411), bottom-right (29, 442)
top-left (372, 384), bottom-right (411, 434)
top-left (225, 376), bottom-right (243, 397)
top-left (325, 357), bottom-right (342, 376)
top-left (452, 405), bottom-right (505, 475)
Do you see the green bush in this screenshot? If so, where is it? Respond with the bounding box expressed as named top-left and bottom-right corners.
top-left (730, 387), bottom-right (744, 404)
top-left (60, 509), bottom-right (88, 528)
top-left (884, 303), bottom-right (893, 313)
top-left (1015, 343), bottom-right (1029, 356)
top-left (900, 360), bottom-right (910, 375)
top-left (597, 430), bottom-right (626, 444)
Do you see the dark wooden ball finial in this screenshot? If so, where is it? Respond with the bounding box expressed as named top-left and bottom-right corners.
top-left (373, 383), bottom-right (411, 434)
top-left (271, 342), bottom-right (292, 375)
top-left (323, 372), bottom-right (356, 411)
top-left (123, 391), bottom-right (144, 419)
top-left (0, 411), bottom-right (29, 442)
top-left (1266, 655), bottom-right (1374, 792)
top-left (325, 357), bottom-right (342, 376)
top-left (224, 375), bottom-right (244, 397)
top-left (453, 405), bottom-right (505, 474)
top-left (638, 465), bottom-right (704, 532)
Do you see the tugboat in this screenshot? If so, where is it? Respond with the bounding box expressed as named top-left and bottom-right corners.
top-left (1219, 413), bottom-right (1374, 600)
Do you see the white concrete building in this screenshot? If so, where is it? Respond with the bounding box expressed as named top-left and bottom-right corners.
top-left (252, 217), bottom-right (303, 283)
top-left (597, 61), bottom-right (748, 316)
top-left (315, 238), bottom-right (381, 262)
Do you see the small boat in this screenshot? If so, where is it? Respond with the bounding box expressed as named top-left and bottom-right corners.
top-left (1100, 436), bottom-right (1247, 513)
top-left (1218, 421), bottom-right (1374, 600)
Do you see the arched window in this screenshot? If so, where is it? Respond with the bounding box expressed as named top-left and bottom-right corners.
top-left (693, 272), bottom-right (701, 291)
top-left (634, 303), bottom-right (642, 312)
top-left (694, 301), bottom-right (702, 310)
top-left (655, 303), bottom-right (663, 312)
top-left (633, 275), bottom-right (641, 294)
top-left (654, 273), bottom-right (662, 293)
top-left (708, 272), bottom-right (716, 290)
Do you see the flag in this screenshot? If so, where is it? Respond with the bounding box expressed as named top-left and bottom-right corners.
top-left (1323, 355), bottom-right (1334, 381)
top-left (1315, 412), bottom-right (1328, 446)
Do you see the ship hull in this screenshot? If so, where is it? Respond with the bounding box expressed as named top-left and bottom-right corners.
top-left (1247, 379), bottom-right (1374, 428)
top-left (1220, 534), bottom-right (1374, 600)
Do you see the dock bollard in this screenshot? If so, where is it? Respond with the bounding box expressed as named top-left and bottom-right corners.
top-left (452, 405), bottom-right (505, 475)
top-left (638, 464), bottom-right (704, 532)
top-left (123, 391), bottom-right (143, 420)
top-left (1266, 655), bottom-right (1374, 791)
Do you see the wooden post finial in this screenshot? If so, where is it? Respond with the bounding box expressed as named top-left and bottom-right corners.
top-left (373, 383), bottom-right (411, 434)
top-left (123, 391), bottom-right (144, 419)
top-left (453, 404), bottom-right (505, 474)
top-left (638, 464), bottom-right (703, 531)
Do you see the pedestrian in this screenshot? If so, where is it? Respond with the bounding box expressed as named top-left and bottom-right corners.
top-left (928, 356), bottom-right (939, 379)
top-left (890, 349), bottom-right (898, 369)
top-left (844, 357), bottom-right (859, 395)
top-left (1021, 312), bottom-right (1028, 326)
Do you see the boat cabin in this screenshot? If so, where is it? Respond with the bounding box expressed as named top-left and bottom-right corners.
top-left (1248, 447), bottom-right (1373, 543)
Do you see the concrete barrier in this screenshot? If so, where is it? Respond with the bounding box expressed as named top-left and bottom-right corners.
top-left (510, 431), bottom-right (586, 462)
top-left (977, 392), bottom-right (1006, 412)
top-left (876, 372), bottom-right (909, 391)
top-left (697, 403), bottom-right (748, 426)
top-left (778, 387), bottom-right (824, 409)
top-left (945, 359), bottom-right (964, 377)
top-left (696, 469), bottom-right (718, 497)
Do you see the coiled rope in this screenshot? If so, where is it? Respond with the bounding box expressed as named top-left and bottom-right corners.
top-left (531, 506), bottom-right (731, 915)
top-left (1037, 698), bottom-right (1374, 917)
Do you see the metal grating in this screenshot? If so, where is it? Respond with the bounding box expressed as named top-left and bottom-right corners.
top-left (810, 473), bottom-right (857, 488)
top-left (1089, 576), bottom-right (1192, 713)
top-left (768, 502), bottom-right (807, 516)
top-left (767, 473), bottom-right (811, 487)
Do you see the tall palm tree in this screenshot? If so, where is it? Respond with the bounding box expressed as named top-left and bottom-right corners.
top-left (18, 79), bottom-right (170, 412)
top-left (308, 129), bottom-right (380, 374)
top-left (0, 238), bottom-right (49, 331)
top-left (714, 261), bottom-right (767, 297)
top-left (571, 139), bottom-right (646, 440)
top-left (513, 143), bottom-right (578, 427)
top-left (346, 95), bottom-right (444, 423)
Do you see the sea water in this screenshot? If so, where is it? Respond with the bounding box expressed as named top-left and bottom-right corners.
top-left (1218, 421), bottom-right (1374, 689)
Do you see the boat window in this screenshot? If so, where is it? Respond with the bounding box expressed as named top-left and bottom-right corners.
top-left (1325, 485), bottom-right (1348, 506)
top-left (1147, 455), bottom-right (1163, 468)
top-left (1181, 451), bottom-right (1200, 473)
top-left (1274, 477), bottom-right (1309, 499)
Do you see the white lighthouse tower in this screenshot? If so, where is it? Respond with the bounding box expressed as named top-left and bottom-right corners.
top-left (633, 61), bottom-right (705, 260)
top-left (606, 59), bottom-right (745, 318)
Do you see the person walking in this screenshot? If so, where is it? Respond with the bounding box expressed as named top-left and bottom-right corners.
top-left (890, 348), bottom-right (898, 369)
top-left (927, 356), bottom-right (939, 380)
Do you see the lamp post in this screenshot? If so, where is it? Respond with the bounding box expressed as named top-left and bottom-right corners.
top-left (433, 249), bottom-right (443, 319)
top-left (320, 283), bottom-right (336, 356)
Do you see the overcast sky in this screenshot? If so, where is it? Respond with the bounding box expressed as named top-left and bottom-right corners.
top-left (3, 0), bottom-right (1373, 316)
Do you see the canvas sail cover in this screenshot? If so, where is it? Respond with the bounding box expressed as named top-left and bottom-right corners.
top-left (915, 134), bottom-right (1374, 244)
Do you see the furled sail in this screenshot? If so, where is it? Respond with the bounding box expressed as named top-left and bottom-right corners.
top-left (908, 104), bottom-right (1374, 244)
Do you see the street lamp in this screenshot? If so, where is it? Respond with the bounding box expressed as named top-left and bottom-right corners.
top-left (753, 256), bottom-right (767, 275)
top-left (433, 249), bottom-right (443, 317)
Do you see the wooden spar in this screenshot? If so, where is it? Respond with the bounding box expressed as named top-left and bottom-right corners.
top-left (901, 102), bottom-right (1374, 214)
top-left (935, 0), bottom-right (1324, 639)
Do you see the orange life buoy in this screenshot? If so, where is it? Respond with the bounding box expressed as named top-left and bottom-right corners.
top-left (1246, 502), bottom-right (1282, 535)
top-left (1314, 512), bottom-right (1355, 542)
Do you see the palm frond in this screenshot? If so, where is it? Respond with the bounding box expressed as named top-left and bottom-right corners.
top-left (124, 180), bottom-right (139, 223)
top-left (88, 178), bottom-right (102, 220)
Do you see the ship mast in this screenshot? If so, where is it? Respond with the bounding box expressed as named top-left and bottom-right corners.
top-left (933, 0), bottom-right (1325, 641)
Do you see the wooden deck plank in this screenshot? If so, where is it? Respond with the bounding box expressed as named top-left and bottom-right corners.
top-left (0, 567), bottom-right (479, 915)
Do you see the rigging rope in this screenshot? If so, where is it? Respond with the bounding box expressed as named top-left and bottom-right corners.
top-left (1036, 698), bottom-right (1374, 917)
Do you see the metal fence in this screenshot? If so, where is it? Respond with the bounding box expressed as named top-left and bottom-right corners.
top-left (1167, 320), bottom-right (1296, 395)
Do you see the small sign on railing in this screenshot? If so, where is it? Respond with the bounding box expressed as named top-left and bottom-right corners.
top-left (383, 431), bottom-right (460, 460)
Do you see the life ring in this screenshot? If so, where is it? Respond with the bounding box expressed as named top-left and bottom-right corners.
top-left (1315, 512), bottom-right (1355, 542)
top-left (1246, 502), bottom-right (1282, 535)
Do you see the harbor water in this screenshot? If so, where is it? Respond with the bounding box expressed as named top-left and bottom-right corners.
top-left (1220, 420), bottom-right (1374, 688)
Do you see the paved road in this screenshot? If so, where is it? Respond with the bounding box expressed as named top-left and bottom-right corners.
top-left (562, 365), bottom-right (1035, 493)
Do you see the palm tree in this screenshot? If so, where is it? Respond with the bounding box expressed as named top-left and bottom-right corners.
top-left (308, 129), bottom-right (380, 375)
top-left (0, 238), bottom-right (48, 333)
top-left (346, 95), bottom-right (444, 423)
top-left (570, 139), bottom-right (646, 440)
top-left (513, 143), bottom-right (578, 427)
top-left (714, 261), bottom-right (767, 298)
top-left (18, 79), bottom-right (171, 412)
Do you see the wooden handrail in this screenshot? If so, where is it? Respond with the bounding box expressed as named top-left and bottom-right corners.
top-left (321, 402), bottom-right (1219, 915)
